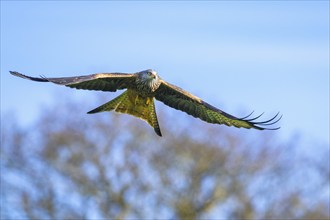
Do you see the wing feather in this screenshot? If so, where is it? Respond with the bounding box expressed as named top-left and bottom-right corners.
top-left (10, 71), bottom-right (136, 92)
top-left (155, 80), bottom-right (280, 130)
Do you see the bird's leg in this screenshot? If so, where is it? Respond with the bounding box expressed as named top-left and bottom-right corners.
top-left (134, 94), bottom-right (139, 105)
top-left (146, 97), bottom-right (151, 105)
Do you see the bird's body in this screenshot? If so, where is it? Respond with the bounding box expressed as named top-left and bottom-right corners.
top-left (10, 69), bottom-right (281, 136)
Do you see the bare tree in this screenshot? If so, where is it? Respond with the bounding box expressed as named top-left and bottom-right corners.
top-left (1, 95), bottom-right (329, 219)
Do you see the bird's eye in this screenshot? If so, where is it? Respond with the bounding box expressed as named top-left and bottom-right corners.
top-left (147, 72), bottom-right (152, 76)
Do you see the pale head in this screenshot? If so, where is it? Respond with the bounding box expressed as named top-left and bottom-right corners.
top-left (140, 69), bottom-right (158, 79)
top-left (136, 69), bottom-right (161, 93)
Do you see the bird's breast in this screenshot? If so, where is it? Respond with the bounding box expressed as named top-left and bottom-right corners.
top-left (135, 78), bottom-right (160, 94)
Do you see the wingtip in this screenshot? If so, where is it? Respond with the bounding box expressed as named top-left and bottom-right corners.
top-left (9, 71), bottom-right (20, 76)
top-left (10, 71), bottom-right (49, 82)
top-left (9, 71), bottom-right (27, 79)
top-left (242, 112), bottom-right (282, 131)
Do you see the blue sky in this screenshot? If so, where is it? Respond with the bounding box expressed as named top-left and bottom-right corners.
top-left (1, 1), bottom-right (329, 145)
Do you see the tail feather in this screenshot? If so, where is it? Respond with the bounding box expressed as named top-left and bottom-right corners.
top-left (87, 92), bottom-right (126, 114)
top-left (147, 101), bottom-right (162, 136)
top-left (88, 90), bottom-right (162, 136)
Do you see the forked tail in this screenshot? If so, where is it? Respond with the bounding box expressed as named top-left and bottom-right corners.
top-left (87, 90), bottom-right (162, 136)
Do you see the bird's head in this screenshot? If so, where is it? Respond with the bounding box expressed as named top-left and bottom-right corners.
top-left (136, 69), bottom-right (161, 92)
top-left (140, 69), bottom-right (158, 80)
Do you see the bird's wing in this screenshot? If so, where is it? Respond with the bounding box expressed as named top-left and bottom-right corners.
top-left (10, 71), bottom-right (136, 92)
top-left (155, 80), bottom-right (281, 130)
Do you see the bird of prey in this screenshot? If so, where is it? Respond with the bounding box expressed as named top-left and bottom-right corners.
top-left (10, 70), bottom-right (281, 136)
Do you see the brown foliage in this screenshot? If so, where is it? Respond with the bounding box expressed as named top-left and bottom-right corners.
top-left (1, 96), bottom-right (329, 219)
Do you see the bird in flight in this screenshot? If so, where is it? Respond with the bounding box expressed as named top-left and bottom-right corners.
top-left (10, 69), bottom-right (281, 136)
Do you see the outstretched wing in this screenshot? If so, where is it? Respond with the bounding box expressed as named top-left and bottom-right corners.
top-left (155, 80), bottom-right (281, 130)
top-left (10, 71), bottom-right (136, 92)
